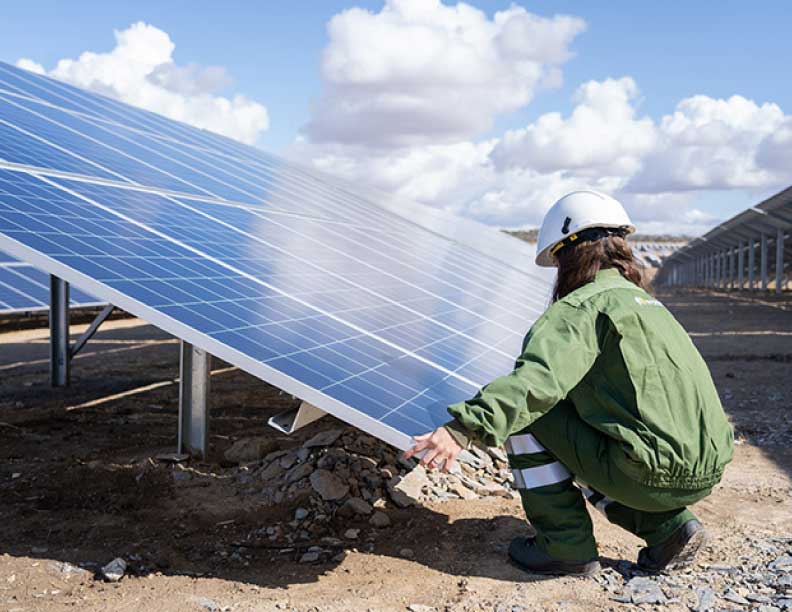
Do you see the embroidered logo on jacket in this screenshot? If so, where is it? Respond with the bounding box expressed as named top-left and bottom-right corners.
top-left (634, 296), bottom-right (663, 307)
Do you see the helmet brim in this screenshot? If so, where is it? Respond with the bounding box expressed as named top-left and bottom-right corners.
top-left (533, 223), bottom-right (636, 267)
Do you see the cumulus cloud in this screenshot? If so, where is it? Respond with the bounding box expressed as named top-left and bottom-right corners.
top-left (628, 95), bottom-right (787, 193)
top-left (298, 62), bottom-right (791, 235)
top-left (17, 22), bottom-right (269, 144)
top-left (491, 77), bottom-right (656, 176)
top-left (304, 0), bottom-right (585, 147)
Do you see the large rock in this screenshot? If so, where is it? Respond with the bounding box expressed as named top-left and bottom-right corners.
top-left (369, 511), bottom-right (391, 528)
top-left (771, 554), bottom-right (792, 570)
top-left (472, 481), bottom-right (509, 497)
top-left (625, 577), bottom-right (666, 605)
top-left (310, 469), bottom-right (349, 501)
top-left (449, 481), bottom-right (477, 500)
top-left (693, 586), bottom-right (716, 612)
top-left (487, 446), bottom-right (508, 463)
top-left (101, 557), bottom-right (127, 582)
top-left (303, 429), bottom-right (344, 448)
top-left (257, 460), bottom-right (285, 482)
top-left (337, 497), bottom-right (373, 517)
top-left (224, 437), bottom-right (280, 464)
top-left (286, 462), bottom-right (314, 484)
top-left (387, 465), bottom-right (429, 508)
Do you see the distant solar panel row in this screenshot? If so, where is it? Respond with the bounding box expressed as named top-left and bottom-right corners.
top-left (0, 249), bottom-right (101, 315)
top-left (0, 61), bottom-right (551, 448)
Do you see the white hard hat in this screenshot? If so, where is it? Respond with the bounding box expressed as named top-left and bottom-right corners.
top-left (535, 190), bottom-right (635, 267)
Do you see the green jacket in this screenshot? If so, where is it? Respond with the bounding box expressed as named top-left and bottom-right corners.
top-left (448, 269), bottom-right (733, 489)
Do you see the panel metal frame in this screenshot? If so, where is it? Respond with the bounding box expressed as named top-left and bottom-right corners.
top-left (0, 230), bottom-right (420, 450)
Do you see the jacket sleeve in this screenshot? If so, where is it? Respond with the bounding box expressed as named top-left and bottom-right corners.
top-left (447, 301), bottom-right (600, 448)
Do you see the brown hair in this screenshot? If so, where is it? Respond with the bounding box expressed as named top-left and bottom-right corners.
top-left (552, 235), bottom-right (647, 302)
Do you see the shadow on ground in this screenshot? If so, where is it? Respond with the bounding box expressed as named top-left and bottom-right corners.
top-left (1, 288), bottom-right (790, 598)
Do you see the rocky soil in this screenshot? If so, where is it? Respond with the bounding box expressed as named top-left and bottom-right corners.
top-left (0, 287), bottom-right (790, 611)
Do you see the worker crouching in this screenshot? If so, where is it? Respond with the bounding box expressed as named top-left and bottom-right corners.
top-left (404, 190), bottom-right (734, 577)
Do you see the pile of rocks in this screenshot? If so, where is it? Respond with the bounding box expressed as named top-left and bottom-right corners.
top-left (227, 426), bottom-right (516, 562)
top-left (593, 536), bottom-right (792, 610)
top-left (233, 426), bottom-right (515, 509)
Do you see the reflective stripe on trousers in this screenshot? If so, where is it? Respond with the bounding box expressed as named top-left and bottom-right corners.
top-left (577, 481), bottom-right (614, 515)
top-left (506, 433), bottom-right (613, 515)
top-left (505, 433), bottom-right (572, 488)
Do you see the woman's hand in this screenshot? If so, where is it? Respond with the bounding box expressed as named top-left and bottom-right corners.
top-left (402, 426), bottom-right (462, 473)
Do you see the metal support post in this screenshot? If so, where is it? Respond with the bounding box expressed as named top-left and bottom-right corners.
top-left (748, 238), bottom-right (756, 290)
top-left (50, 275), bottom-right (70, 387)
top-left (728, 247), bottom-right (735, 290)
top-left (720, 251), bottom-right (726, 289)
top-left (776, 227), bottom-right (785, 295)
top-left (737, 241), bottom-right (744, 290)
top-left (178, 341), bottom-right (211, 459)
top-left (761, 233), bottom-right (768, 291)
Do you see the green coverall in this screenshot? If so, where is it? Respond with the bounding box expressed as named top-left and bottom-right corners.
top-left (446, 269), bottom-right (734, 561)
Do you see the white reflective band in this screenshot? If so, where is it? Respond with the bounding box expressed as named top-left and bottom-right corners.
top-left (506, 433), bottom-right (546, 455)
top-left (595, 497), bottom-right (613, 515)
top-left (512, 462), bottom-right (572, 489)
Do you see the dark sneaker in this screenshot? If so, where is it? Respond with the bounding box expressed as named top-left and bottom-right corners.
top-left (508, 537), bottom-right (600, 577)
top-left (637, 519), bottom-right (707, 572)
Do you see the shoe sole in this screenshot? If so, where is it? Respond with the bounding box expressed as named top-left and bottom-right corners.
top-left (638, 523), bottom-right (708, 572)
top-left (508, 556), bottom-right (601, 577)
top-left (664, 527), bottom-right (707, 571)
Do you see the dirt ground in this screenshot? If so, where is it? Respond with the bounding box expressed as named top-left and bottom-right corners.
top-left (0, 288), bottom-right (790, 612)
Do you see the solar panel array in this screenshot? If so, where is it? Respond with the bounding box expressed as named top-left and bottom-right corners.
top-left (0, 249), bottom-right (101, 315)
top-left (0, 61), bottom-right (552, 449)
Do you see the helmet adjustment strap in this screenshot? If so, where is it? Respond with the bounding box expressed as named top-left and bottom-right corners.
top-left (550, 226), bottom-right (630, 258)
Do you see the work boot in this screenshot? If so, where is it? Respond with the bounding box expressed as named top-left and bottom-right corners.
top-left (508, 537), bottom-right (600, 577)
top-left (637, 519), bottom-right (707, 572)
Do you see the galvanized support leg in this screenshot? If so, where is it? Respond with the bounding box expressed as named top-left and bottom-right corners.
top-left (761, 233), bottom-right (768, 291)
top-left (720, 251), bottom-right (726, 289)
top-left (737, 241), bottom-right (744, 290)
top-left (50, 275), bottom-right (70, 387)
top-left (748, 238), bottom-right (756, 290)
top-left (776, 227), bottom-right (785, 295)
top-left (708, 254), bottom-right (714, 288)
top-left (178, 341), bottom-right (211, 459)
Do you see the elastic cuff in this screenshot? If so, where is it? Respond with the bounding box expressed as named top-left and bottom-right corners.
top-left (443, 419), bottom-right (474, 450)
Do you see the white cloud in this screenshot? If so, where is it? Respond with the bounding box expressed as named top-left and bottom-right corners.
top-left (297, 139), bottom-right (496, 204)
top-left (619, 193), bottom-right (719, 236)
top-left (17, 22), bottom-right (269, 144)
top-left (16, 58), bottom-right (45, 75)
top-left (304, 0), bottom-right (585, 147)
top-left (628, 95), bottom-right (787, 192)
top-left (491, 77), bottom-right (657, 176)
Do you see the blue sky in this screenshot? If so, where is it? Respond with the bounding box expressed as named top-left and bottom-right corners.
top-left (2, 1), bottom-right (790, 233)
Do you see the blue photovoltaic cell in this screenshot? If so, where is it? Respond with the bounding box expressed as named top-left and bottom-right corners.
top-left (0, 249), bottom-right (102, 314)
top-left (0, 61), bottom-right (552, 446)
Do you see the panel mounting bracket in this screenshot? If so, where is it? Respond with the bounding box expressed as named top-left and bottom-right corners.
top-left (49, 275), bottom-right (116, 386)
top-left (268, 401), bottom-right (326, 434)
top-left (70, 303), bottom-right (115, 358)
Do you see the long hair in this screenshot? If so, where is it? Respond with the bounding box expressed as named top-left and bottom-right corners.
top-left (552, 235), bottom-right (647, 302)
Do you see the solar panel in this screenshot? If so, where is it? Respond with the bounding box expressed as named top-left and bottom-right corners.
top-left (0, 61), bottom-right (552, 449)
top-left (0, 248), bottom-right (102, 315)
